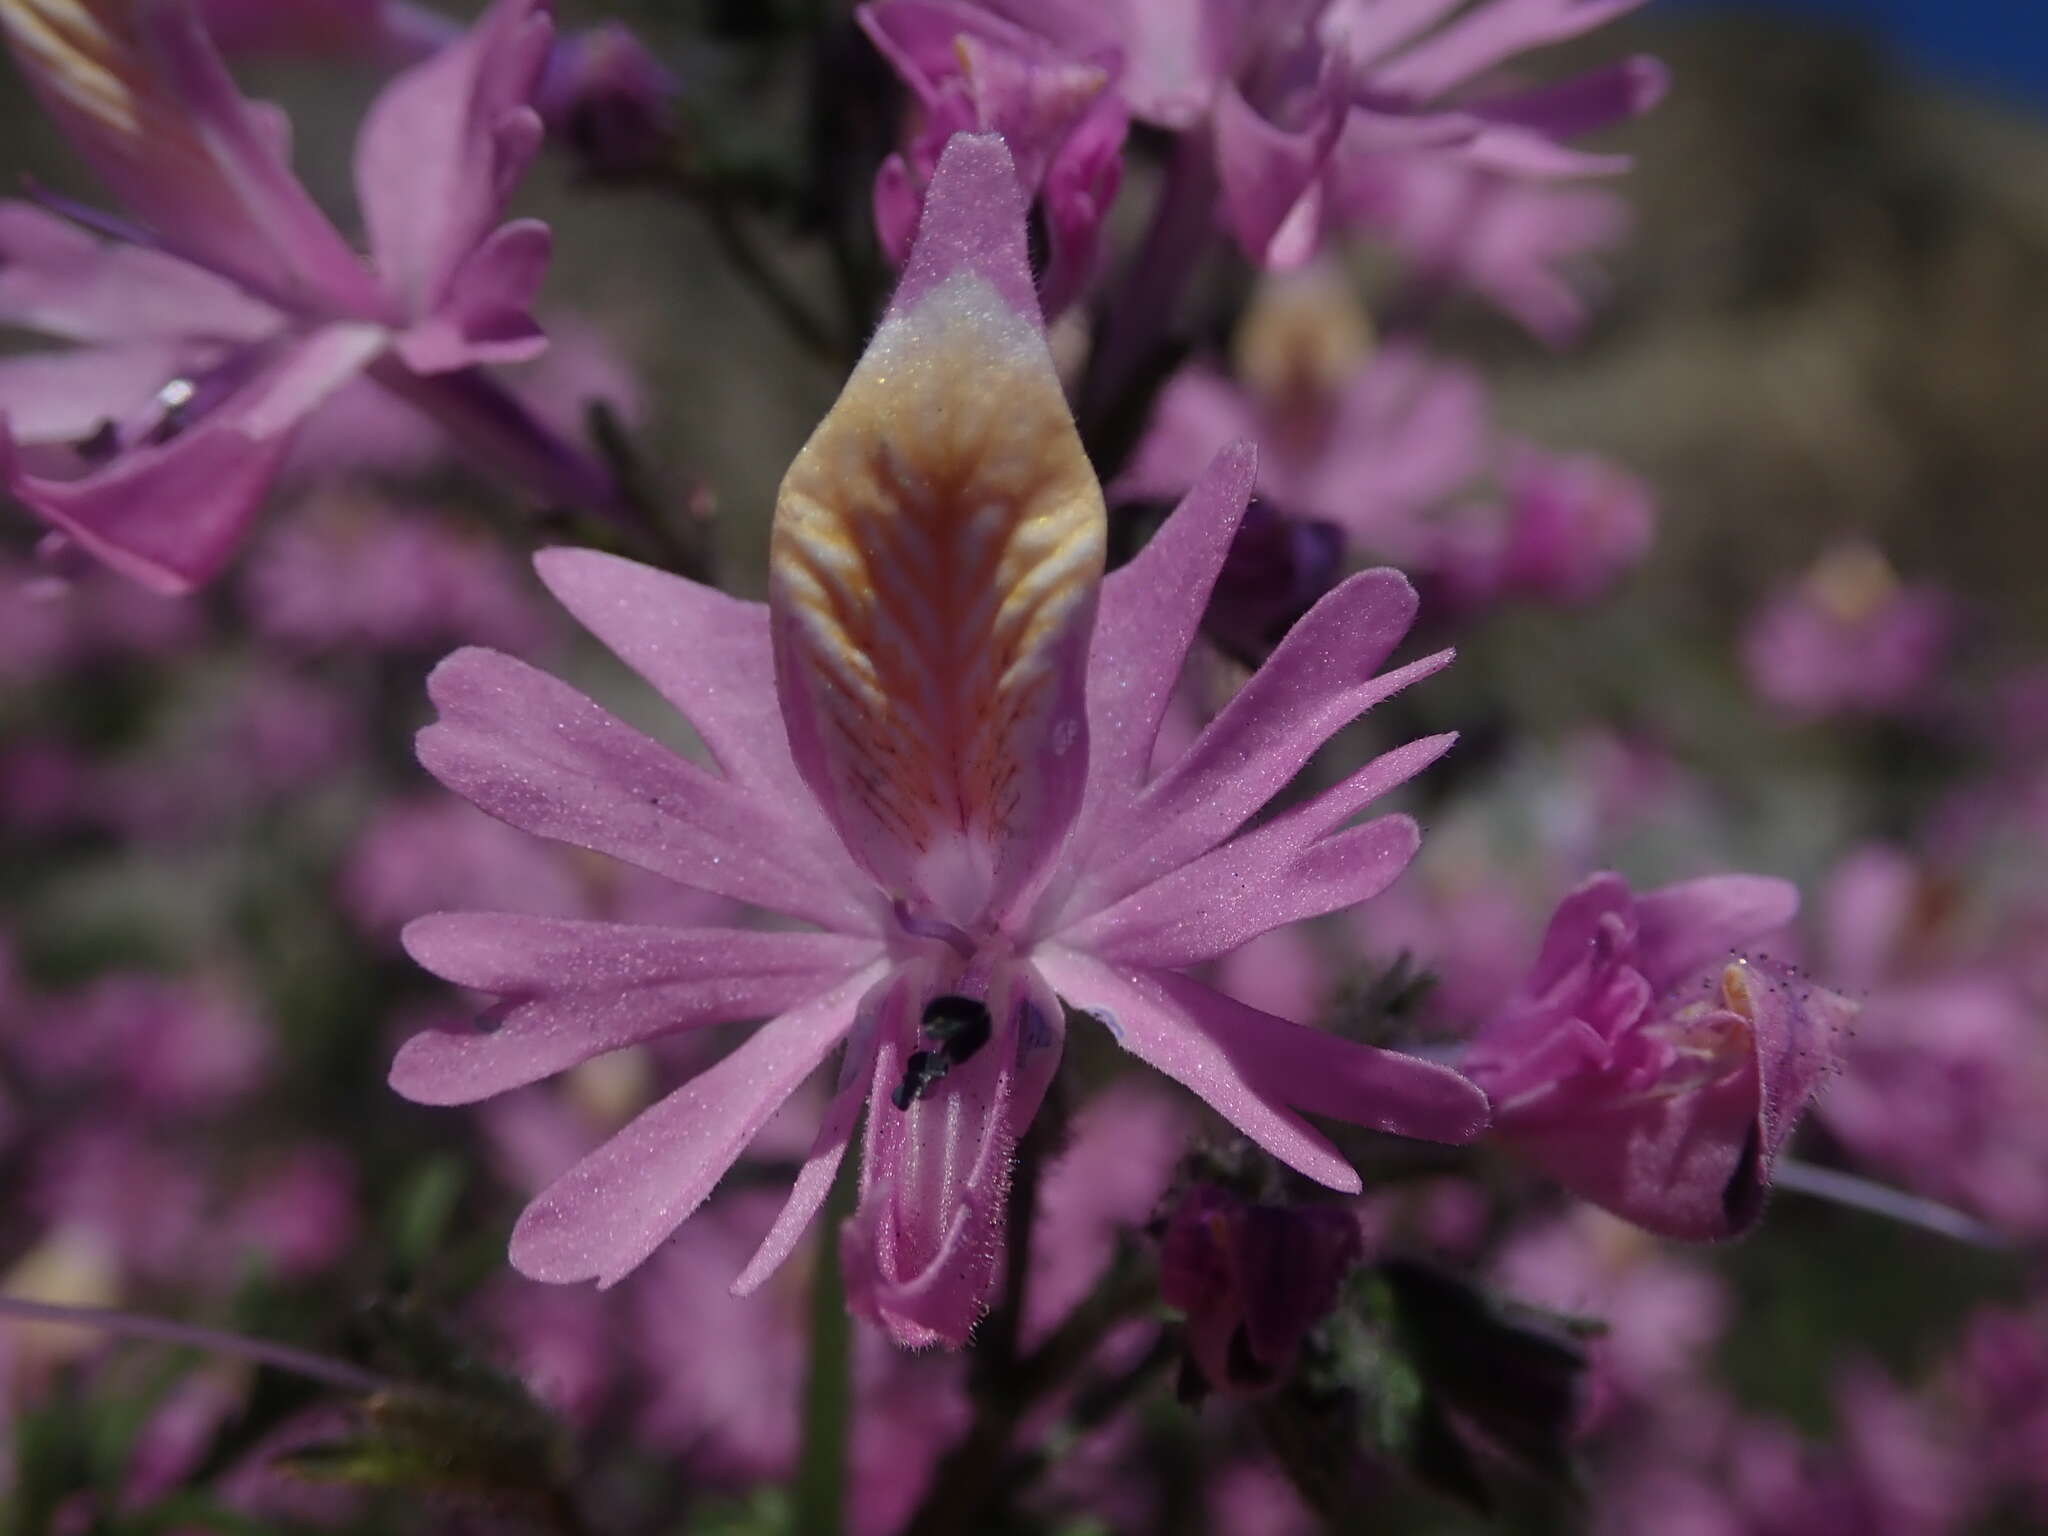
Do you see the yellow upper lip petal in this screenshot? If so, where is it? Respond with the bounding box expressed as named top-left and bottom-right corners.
top-left (770, 268), bottom-right (1106, 924)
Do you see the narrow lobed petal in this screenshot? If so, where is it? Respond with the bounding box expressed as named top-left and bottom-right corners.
top-left (769, 133), bottom-right (1105, 928)
top-left (390, 916), bottom-right (883, 1105)
top-left (508, 960), bottom-right (888, 1286)
top-left (353, 0), bottom-right (553, 322)
top-left (1059, 734), bottom-right (1454, 964)
top-left (1038, 948), bottom-right (1488, 1197)
top-left (1073, 569), bottom-right (1449, 915)
top-left (530, 548), bottom-right (842, 846)
top-left (417, 646), bottom-right (877, 932)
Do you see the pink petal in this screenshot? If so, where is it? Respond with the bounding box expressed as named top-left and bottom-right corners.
top-left (391, 916), bottom-right (882, 1104)
top-left (391, 218), bottom-right (551, 374)
top-left (844, 958), bottom-right (1065, 1345)
top-left (1068, 814), bottom-right (1421, 970)
top-left (530, 549), bottom-right (839, 842)
top-left (1212, 77), bottom-right (1344, 267)
top-left (1080, 571), bottom-right (1447, 911)
top-left (730, 1026), bottom-right (879, 1296)
top-left (0, 344), bottom-right (199, 445)
top-left (1083, 441), bottom-right (1256, 811)
top-left (1374, 0), bottom-right (1650, 100)
top-left (416, 647), bottom-right (877, 931)
top-left (508, 960), bottom-right (887, 1286)
top-left (2, 322), bottom-right (386, 593)
top-left (1043, 946), bottom-right (1362, 1189)
top-left (0, 201), bottom-right (281, 343)
top-left (354, 0), bottom-right (552, 319)
top-left (126, 3), bottom-right (385, 314)
top-left (883, 130), bottom-right (1041, 325)
top-left (1636, 875), bottom-right (1800, 993)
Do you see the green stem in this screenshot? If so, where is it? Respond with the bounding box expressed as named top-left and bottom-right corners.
top-left (793, 1155), bottom-right (859, 1536)
top-left (902, 1243), bottom-right (1158, 1536)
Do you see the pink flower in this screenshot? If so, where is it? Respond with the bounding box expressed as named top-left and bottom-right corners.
top-left (948, 0), bottom-right (1662, 317)
top-left (862, 0), bottom-right (1128, 316)
top-left (1156, 1182), bottom-right (1363, 1395)
top-left (1465, 872), bottom-right (1851, 1240)
top-left (1428, 443), bottom-right (1656, 613)
top-left (198, 0), bottom-right (678, 178)
top-left (1114, 268), bottom-right (1491, 564)
top-left (0, 0), bottom-right (613, 591)
top-left (1742, 544), bottom-right (1956, 721)
top-left (393, 134), bottom-right (1486, 1347)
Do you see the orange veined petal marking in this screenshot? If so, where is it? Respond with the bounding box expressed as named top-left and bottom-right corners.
top-left (771, 269), bottom-right (1106, 915)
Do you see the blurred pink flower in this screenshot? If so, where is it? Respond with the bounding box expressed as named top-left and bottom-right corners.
top-left (341, 797), bottom-right (589, 940)
top-left (1466, 872), bottom-right (1850, 1239)
top-left (1949, 1304), bottom-right (2048, 1521)
top-left (12, 972), bottom-right (268, 1118)
top-left (225, 1145), bottom-right (361, 1280)
top-left (199, 0), bottom-right (678, 178)
top-left (0, 0), bottom-right (612, 591)
top-left (393, 135), bottom-right (1484, 1347)
top-left (1495, 1209), bottom-right (1728, 1429)
top-left (243, 490), bottom-right (553, 655)
top-left (1115, 280), bottom-right (1491, 563)
top-left (1728, 1366), bottom-right (1971, 1536)
top-left (863, 0), bottom-right (1127, 316)
top-left (1337, 158), bottom-right (1634, 343)
top-left (1821, 976), bottom-right (2048, 1237)
top-left (1157, 1181), bottom-right (1363, 1395)
top-left (1429, 443), bottom-right (1655, 613)
top-left (1742, 544), bottom-right (1955, 721)
top-left (942, 0), bottom-right (1661, 311)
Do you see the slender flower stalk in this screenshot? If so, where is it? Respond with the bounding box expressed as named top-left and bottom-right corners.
top-left (394, 132), bottom-right (1487, 1347)
top-left (0, 1294), bottom-right (387, 1395)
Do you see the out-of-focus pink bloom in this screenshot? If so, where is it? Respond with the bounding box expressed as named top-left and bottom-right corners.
top-left (225, 1145), bottom-right (360, 1280)
top-left (1495, 1208), bottom-right (1728, 1430)
top-left (340, 797), bottom-right (589, 940)
top-left (1466, 872), bottom-right (1851, 1240)
top-left (534, 21), bottom-right (679, 178)
top-left (1821, 976), bottom-right (2048, 1237)
top-left (1728, 1367), bottom-right (1972, 1536)
top-left (1949, 1305), bottom-right (2048, 1521)
top-left (12, 972), bottom-right (267, 1118)
top-left (199, 0), bottom-right (678, 178)
top-left (1215, 922), bottom-right (1330, 1037)
top-left (1157, 1181), bottom-right (1363, 1395)
top-left (97, 663), bottom-right (359, 841)
top-left (1337, 159), bottom-right (1634, 343)
top-left (1742, 544), bottom-right (1956, 721)
top-left (28, 1127), bottom-right (210, 1285)
top-left (1429, 444), bottom-right (1655, 613)
top-left (0, 0), bottom-right (615, 591)
top-left (862, 0), bottom-right (1127, 316)
top-left (394, 135), bottom-right (1485, 1347)
top-left (243, 489), bottom-right (553, 656)
top-left (1028, 1080), bottom-right (1191, 1341)
top-left (631, 1189), bottom-right (968, 1534)
top-left (1115, 267), bottom-right (1491, 562)
top-left (957, 0), bottom-right (1661, 311)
